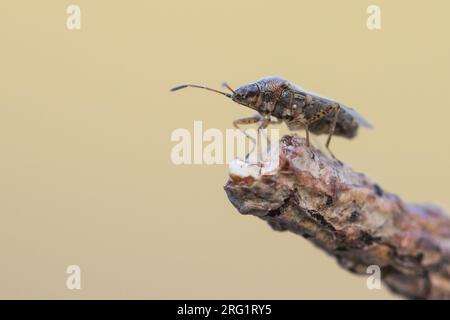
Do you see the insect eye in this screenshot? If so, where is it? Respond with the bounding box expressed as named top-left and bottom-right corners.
top-left (264, 91), bottom-right (273, 102)
top-left (245, 84), bottom-right (259, 98)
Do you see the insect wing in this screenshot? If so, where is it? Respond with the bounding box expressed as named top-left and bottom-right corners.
top-left (339, 105), bottom-right (373, 128)
top-left (291, 84), bottom-right (373, 129)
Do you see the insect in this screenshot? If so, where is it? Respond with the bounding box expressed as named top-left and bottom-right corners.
top-left (171, 76), bottom-right (373, 158)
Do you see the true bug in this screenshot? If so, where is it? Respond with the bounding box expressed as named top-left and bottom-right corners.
top-left (171, 76), bottom-right (373, 158)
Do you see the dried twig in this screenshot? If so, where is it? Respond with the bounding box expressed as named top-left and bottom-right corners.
top-left (224, 135), bottom-right (450, 299)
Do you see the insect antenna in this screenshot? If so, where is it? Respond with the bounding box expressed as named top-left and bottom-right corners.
top-left (222, 82), bottom-right (236, 94)
top-left (170, 84), bottom-right (232, 98)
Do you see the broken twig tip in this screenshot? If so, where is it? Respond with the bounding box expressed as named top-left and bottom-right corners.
top-left (225, 135), bottom-right (450, 299)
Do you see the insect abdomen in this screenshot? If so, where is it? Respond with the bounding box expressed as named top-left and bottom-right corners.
top-left (306, 102), bottom-right (359, 138)
top-left (271, 90), bottom-right (359, 139)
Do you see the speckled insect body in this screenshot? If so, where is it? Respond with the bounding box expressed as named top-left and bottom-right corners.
top-left (171, 76), bottom-right (372, 157)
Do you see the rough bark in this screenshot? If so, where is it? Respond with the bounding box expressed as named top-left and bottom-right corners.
top-left (224, 135), bottom-right (450, 299)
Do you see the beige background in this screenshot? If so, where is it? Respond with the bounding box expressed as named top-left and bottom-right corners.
top-left (0, 0), bottom-right (449, 299)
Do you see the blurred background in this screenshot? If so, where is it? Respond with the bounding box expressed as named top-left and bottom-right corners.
top-left (0, 0), bottom-right (449, 299)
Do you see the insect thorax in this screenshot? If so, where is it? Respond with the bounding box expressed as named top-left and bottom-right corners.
top-left (270, 89), bottom-right (308, 121)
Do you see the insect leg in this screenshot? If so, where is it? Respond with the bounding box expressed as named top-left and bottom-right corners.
top-left (256, 117), bottom-right (271, 162)
top-left (325, 104), bottom-right (341, 159)
top-left (233, 114), bottom-right (263, 159)
top-left (265, 117), bottom-right (282, 145)
top-left (290, 93), bottom-right (312, 147)
top-left (303, 94), bottom-right (313, 147)
top-left (305, 125), bottom-right (310, 147)
top-left (306, 102), bottom-right (339, 156)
